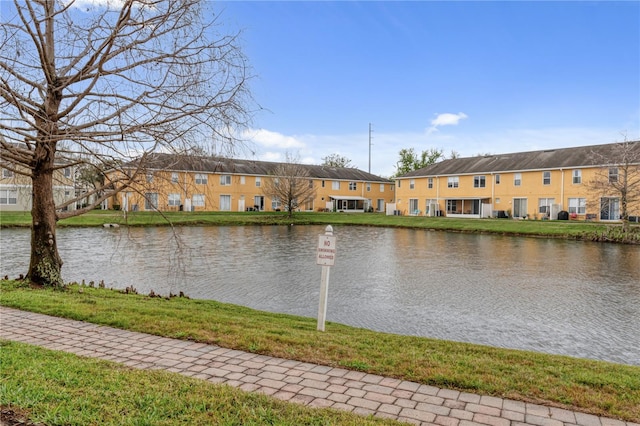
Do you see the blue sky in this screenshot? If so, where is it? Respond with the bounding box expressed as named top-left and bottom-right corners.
top-left (214, 1), bottom-right (640, 177)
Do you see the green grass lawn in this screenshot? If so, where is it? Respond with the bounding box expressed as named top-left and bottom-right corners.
top-left (1, 280), bottom-right (639, 423)
top-left (1, 340), bottom-right (401, 426)
top-left (1, 209), bottom-right (629, 239)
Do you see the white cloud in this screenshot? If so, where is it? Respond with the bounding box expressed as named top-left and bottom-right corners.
top-left (432, 112), bottom-right (467, 126)
top-left (64, 0), bottom-right (125, 10)
top-left (260, 151), bottom-right (284, 162)
top-left (429, 112), bottom-right (468, 131)
top-left (245, 128), bottom-right (306, 150)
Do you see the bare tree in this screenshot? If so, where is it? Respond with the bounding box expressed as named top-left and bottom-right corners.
top-left (0, 0), bottom-right (253, 286)
top-left (321, 153), bottom-right (353, 168)
top-left (586, 138), bottom-right (640, 232)
top-left (262, 155), bottom-right (317, 218)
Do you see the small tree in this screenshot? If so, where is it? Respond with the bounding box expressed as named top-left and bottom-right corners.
top-left (262, 155), bottom-right (317, 218)
top-left (0, 0), bottom-right (252, 287)
top-left (394, 148), bottom-right (443, 177)
top-left (321, 153), bottom-right (353, 168)
top-left (586, 138), bottom-right (640, 232)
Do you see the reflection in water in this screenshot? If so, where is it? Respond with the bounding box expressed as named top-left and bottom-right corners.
top-left (1, 225), bottom-right (639, 365)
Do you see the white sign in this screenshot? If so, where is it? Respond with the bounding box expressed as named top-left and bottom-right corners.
top-left (316, 234), bottom-right (336, 266)
top-left (317, 225), bottom-right (336, 332)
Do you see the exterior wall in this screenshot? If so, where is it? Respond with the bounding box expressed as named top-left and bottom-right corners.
top-left (108, 169), bottom-right (395, 213)
top-left (1, 167), bottom-right (75, 212)
top-left (396, 166), bottom-right (639, 221)
top-left (315, 179), bottom-right (395, 212)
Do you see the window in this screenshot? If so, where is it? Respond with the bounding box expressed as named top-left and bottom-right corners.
top-left (64, 167), bottom-right (72, 178)
top-left (219, 195), bottom-right (231, 211)
top-left (447, 176), bottom-right (459, 188)
top-left (219, 175), bottom-right (231, 185)
top-left (254, 196), bottom-right (264, 211)
top-left (2, 169), bottom-right (14, 178)
top-left (409, 179), bottom-right (415, 189)
top-left (171, 172), bottom-right (178, 183)
top-left (609, 168), bottom-right (618, 183)
top-left (194, 173), bottom-right (207, 184)
top-left (0, 189), bottom-right (17, 205)
top-left (473, 175), bottom-right (486, 188)
top-left (192, 194), bottom-right (205, 207)
top-left (349, 182), bottom-right (357, 191)
top-left (321, 180), bottom-right (325, 188)
top-left (568, 198), bottom-right (586, 215)
top-left (332, 181), bottom-right (340, 190)
top-left (572, 169), bottom-right (582, 184)
top-left (144, 193), bottom-right (158, 210)
top-left (146, 172), bottom-right (153, 183)
top-left (397, 180), bottom-right (401, 188)
top-left (428, 178), bottom-right (433, 189)
top-left (366, 183), bottom-right (371, 192)
top-left (600, 197), bottom-right (619, 220)
top-left (495, 174), bottom-right (501, 184)
top-left (425, 199), bottom-right (438, 216)
top-left (409, 199), bottom-right (419, 214)
top-left (271, 197), bottom-right (281, 210)
top-left (309, 179), bottom-right (314, 188)
top-left (538, 198), bottom-right (555, 215)
top-left (513, 198), bottom-right (527, 218)
top-left (446, 200), bottom-right (458, 213)
top-left (514, 173), bottom-right (522, 186)
top-left (168, 193), bottom-right (181, 206)
top-left (255, 177), bottom-right (261, 187)
top-left (543, 171), bottom-right (551, 185)
top-left (379, 184), bottom-right (384, 192)
top-left (240, 176), bottom-right (246, 185)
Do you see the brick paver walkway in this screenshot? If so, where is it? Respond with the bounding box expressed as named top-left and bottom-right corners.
top-left (1, 306), bottom-right (636, 426)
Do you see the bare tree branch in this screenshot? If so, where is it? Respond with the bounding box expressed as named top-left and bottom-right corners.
top-left (261, 154), bottom-right (317, 219)
top-left (0, 0), bottom-right (255, 286)
top-left (586, 136), bottom-right (640, 232)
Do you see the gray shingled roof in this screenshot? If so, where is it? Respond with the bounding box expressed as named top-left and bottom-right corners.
top-left (131, 153), bottom-right (392, 183)
top-left (399, 141), bottom-right (640, 178)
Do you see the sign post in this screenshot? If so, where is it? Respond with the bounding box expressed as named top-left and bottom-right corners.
top-left (316, 225), bottom-right (336, 331)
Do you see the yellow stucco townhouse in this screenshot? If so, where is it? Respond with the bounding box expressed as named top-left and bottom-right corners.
top-left (108, 153), bottom-right (395, 213)
top-left (394, 141), bottom-right (640, 222)
top-left (0, 162), bottom-right (76, 213)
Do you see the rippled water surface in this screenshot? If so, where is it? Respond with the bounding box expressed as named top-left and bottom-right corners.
top-left (2, 225), bottom-right (639, 365)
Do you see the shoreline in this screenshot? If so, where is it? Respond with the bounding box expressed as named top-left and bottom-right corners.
top-left (2, 210), bottom-right (639, 244)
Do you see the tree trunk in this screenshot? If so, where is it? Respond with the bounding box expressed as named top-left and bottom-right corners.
top-left (27, 144), bottom-right (64, 287)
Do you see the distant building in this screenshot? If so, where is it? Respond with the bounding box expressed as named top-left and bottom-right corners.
top-left (0, 163), bottom-right (76, 213)
top-left (394, 141), bottom-right (640, 221)
top-left (107, 153), bottom-right (395, 213)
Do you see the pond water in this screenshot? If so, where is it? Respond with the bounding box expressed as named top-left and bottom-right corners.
top-left (1, 225), bottom-right (639, 365)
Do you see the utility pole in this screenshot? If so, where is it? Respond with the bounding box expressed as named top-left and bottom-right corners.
top-left (368, 123), bottom-right (373, 174)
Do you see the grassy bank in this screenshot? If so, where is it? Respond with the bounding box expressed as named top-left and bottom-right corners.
top-left (1, 280), bottom-right (638, 422)
top-left (1, 340), bottom-right (399, 426)
top-left (3, 210), bottom-right (638, 242)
